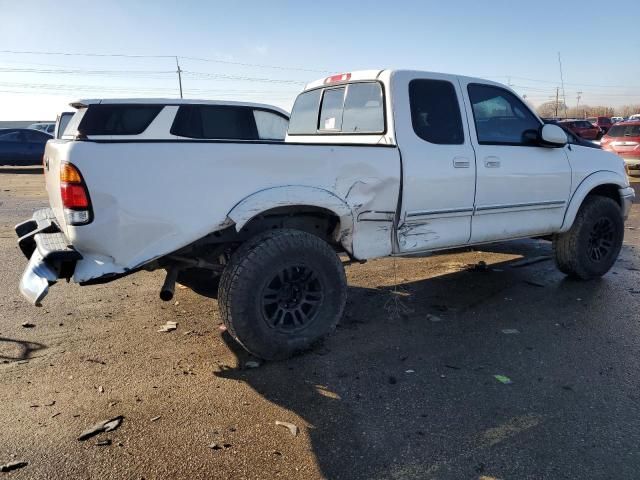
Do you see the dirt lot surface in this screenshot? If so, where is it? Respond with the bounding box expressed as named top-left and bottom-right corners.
top-left (1, 168), bottom-right (640, 479)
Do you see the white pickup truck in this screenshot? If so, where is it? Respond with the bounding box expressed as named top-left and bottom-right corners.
top-left (17, 70), bottom-right (634, 360)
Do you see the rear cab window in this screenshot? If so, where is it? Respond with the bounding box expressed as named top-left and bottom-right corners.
top-left (288, 82), bottom-right (384, 135)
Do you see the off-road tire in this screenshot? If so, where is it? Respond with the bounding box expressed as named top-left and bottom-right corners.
top-left (553, 195), bottom-right (624, 279)
top-left (218, 229), bottom-right (347, 360)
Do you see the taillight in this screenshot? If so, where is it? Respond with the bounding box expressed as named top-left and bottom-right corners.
top-left (60, 163), bottom-right (92, 225)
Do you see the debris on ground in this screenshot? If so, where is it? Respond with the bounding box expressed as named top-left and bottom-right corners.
top-left (95, 439), bottom-right (112, 447)
top-left (0, 461), bottom-right (28, 472)
top-left (501, 329), bottom-right (520, 334)
top-left (150, 416), bottom-right (161, 422)
top-left (85, 358), bottom-right (106, 365)
top-left (426, 313), bottom-right (443, 322)
top-left (510, 256), bottom-right (551, 268)
top-left (98, 386), bottom-right (104, 394)
top-left (466, 260), bottom-right (488, 272)
top-left (244, 360), bottom-right (261, 369)
top-left (218, 324), bottom-right (227, 332)
top-left (209, 442), bottom-right (232, 450)
top-left (275, 420), bottom-right (299, 437)
top-left (524, 280), bottom-right (545, 287)
top-left (21, 322), bottom-right (35, 328)
top-left (157, 321), bottom-right (178, 333)
top-left (405, 369), bottom-right (415, 374)
top-left (77, 416), bottom-right (124, 441)
top-left (493, 375), bottom-right (513, 385)
top-left (44, 400), bottom-right (56, 406)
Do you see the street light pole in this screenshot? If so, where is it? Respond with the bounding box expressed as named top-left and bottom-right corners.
top-left (175, 56), bottom-right (183, 99)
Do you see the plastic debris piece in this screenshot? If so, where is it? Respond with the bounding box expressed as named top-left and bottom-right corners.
top-left (244, 361), bottom-right (261, 369)
top-left (98, 386), bottom-right (104, 394)
top-left (405, 369), bottom-right (415, 374)
top-left (157, 321), bottom-right (178, 333)
top-left (427, 314), bottom-right (443, 322)
top-left (21, 322), bottom-right (35, 328)
top-left (209, 443), bottom-right (222, 450)
top-left (275, 420), bottom-right (299, 437)
top-left (150, 416), bottom-right (161, 422)
top-left (218, 324), bottom-right (227, 332)
top-left (0, 461), bottom-right (28, 472)
top-left (95, 439), bottom-right (111, 447)
top-left (78, 416), bottom-right (123, 441)
top-left (493, 375), bottom-right (513, 385)
top-left (501, 329), bottom-right (520, 334)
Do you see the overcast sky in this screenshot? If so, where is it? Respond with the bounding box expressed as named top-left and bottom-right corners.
top-left (0, 0), bottom-right (638, 120)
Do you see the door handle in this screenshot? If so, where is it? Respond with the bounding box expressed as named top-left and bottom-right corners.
top-left (484, 156), bottom-right (501, 168)
top-left (452, 157), bottom-right (470, 168)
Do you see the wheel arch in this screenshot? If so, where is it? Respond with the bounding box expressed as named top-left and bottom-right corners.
top-left (226, 186), bottom-right (355, 253)
top-left (559, 170), bottom-right (627, 233)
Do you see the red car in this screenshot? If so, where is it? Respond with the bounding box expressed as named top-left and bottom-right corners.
top-left (587, 116), bottom-right (612, 134)
top-left (601, 120), bottom-right (640, 174)
top-left (558, 119), bottom-right (601, 140)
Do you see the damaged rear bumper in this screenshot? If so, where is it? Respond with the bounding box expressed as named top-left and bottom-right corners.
top-left (15, 208), bottom-right (81, 305)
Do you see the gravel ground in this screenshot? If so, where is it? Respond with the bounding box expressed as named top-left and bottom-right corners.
top-left (1, 169), bottom-right (639, 480)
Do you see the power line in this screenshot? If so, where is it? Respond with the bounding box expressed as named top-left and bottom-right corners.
top-left (0, 49), bottom-right (330, 74)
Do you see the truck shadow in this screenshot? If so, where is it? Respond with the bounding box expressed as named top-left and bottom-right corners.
top-left (0, 336), bottom-right (46, 361)
top-left (214, 240), bottom-right (624, 479)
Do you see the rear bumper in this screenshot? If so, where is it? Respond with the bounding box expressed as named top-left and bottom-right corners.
top-left (620, 186), bottom-right (635, 220)
top-left (15, 208), bottom-right (81, 305)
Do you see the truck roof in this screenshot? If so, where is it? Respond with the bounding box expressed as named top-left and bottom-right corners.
top-left (69, 98), bottom-right (289, 117)
top-left (303, 69), bottom-right (505, 91)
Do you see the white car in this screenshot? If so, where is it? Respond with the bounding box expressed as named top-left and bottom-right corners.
top-left (16, 71), bottom-right (634, 360)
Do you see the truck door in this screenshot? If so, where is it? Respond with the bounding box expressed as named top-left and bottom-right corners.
top-left (393, 72), bottom-right (476, 252)
top-left (458, 80), bottom-right (571, 243)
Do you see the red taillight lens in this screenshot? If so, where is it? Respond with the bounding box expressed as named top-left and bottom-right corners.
top-left (59, 163), bottom-right (92, 225)
top-left (61, 183), bottom-right (89, 208)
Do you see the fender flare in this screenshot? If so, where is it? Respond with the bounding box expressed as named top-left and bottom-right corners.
top-left (226, 185), bottom-right (355, 251)
top-left (559, 170), bottom-right (627, 232)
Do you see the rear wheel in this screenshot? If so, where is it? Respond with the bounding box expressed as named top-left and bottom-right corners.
top-left (553, 195), bottom-right (623, 279)
top-left (218, 229), bottom-right (347, 360)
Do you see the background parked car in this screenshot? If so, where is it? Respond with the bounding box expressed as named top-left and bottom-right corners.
top-left (629, 114), bottom-right (640, 121)
top-left (558, 119), bottom-right (602, 140)
top-left (0, 128), bottom-right (52, 166)
top-left (586, 116), bottom-right (612, 134)
top-left (601, 120), bottom-right (640, 175)
top-left (544, 120), bottom-right (601, 149)
top-left (611, 116), bottom-right (624, 123)
top-left (27, 122), bottom-right (55, 135)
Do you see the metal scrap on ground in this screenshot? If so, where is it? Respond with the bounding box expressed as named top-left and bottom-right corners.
top-left (275, 420), bottom-right (299, 437)
top-left (0, 461), bottom-right (28, 472)
top-left (157, 321), bottom-right (178, 332)
top-left (77, 416), bottom-right (124, 441)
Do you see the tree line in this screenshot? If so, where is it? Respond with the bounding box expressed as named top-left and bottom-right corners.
top-left (535, 101), bottom-right (640, 119)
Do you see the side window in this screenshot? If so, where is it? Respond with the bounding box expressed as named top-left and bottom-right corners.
top-left (171, 105), bottom-right (258, 140)
top-left (25, 131), bottom-right (49, 143)
top-left (253, 110), bottom-right (288, 140)
top-left (409, 79), bottom-right (464, 144)
top-left (319, 87), bottom-right (345, 131)
top-left (78, 105), bottom-right (163, 135)
top-left (0, 131), bottom-right (22, 142)
top-left (468, 84), bottom-right (541, 145)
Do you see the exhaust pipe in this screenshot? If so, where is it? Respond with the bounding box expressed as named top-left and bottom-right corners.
top-left (160, 267), bottom-right (179, 301)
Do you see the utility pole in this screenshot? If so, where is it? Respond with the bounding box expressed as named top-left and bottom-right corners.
top-left (175, 56), bottom-right (183, 99)
top-left (555, 87), bottom-right (559, 118)
top-left (576, 91), bottom-right (582, 117)
top-left (558, 52), bottom-right (567, 119)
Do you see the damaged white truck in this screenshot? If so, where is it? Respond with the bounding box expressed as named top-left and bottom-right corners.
top-left (16, 70), bottom-right (634, 360)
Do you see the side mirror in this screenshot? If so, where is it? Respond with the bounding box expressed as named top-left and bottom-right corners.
top-left (539, 124), bottom-right (567, 147)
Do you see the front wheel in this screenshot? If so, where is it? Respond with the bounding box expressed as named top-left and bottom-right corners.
top-left (218, 229), bottom-right (347, 360)
top-left (553, 195), bottom-right (624, 279)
